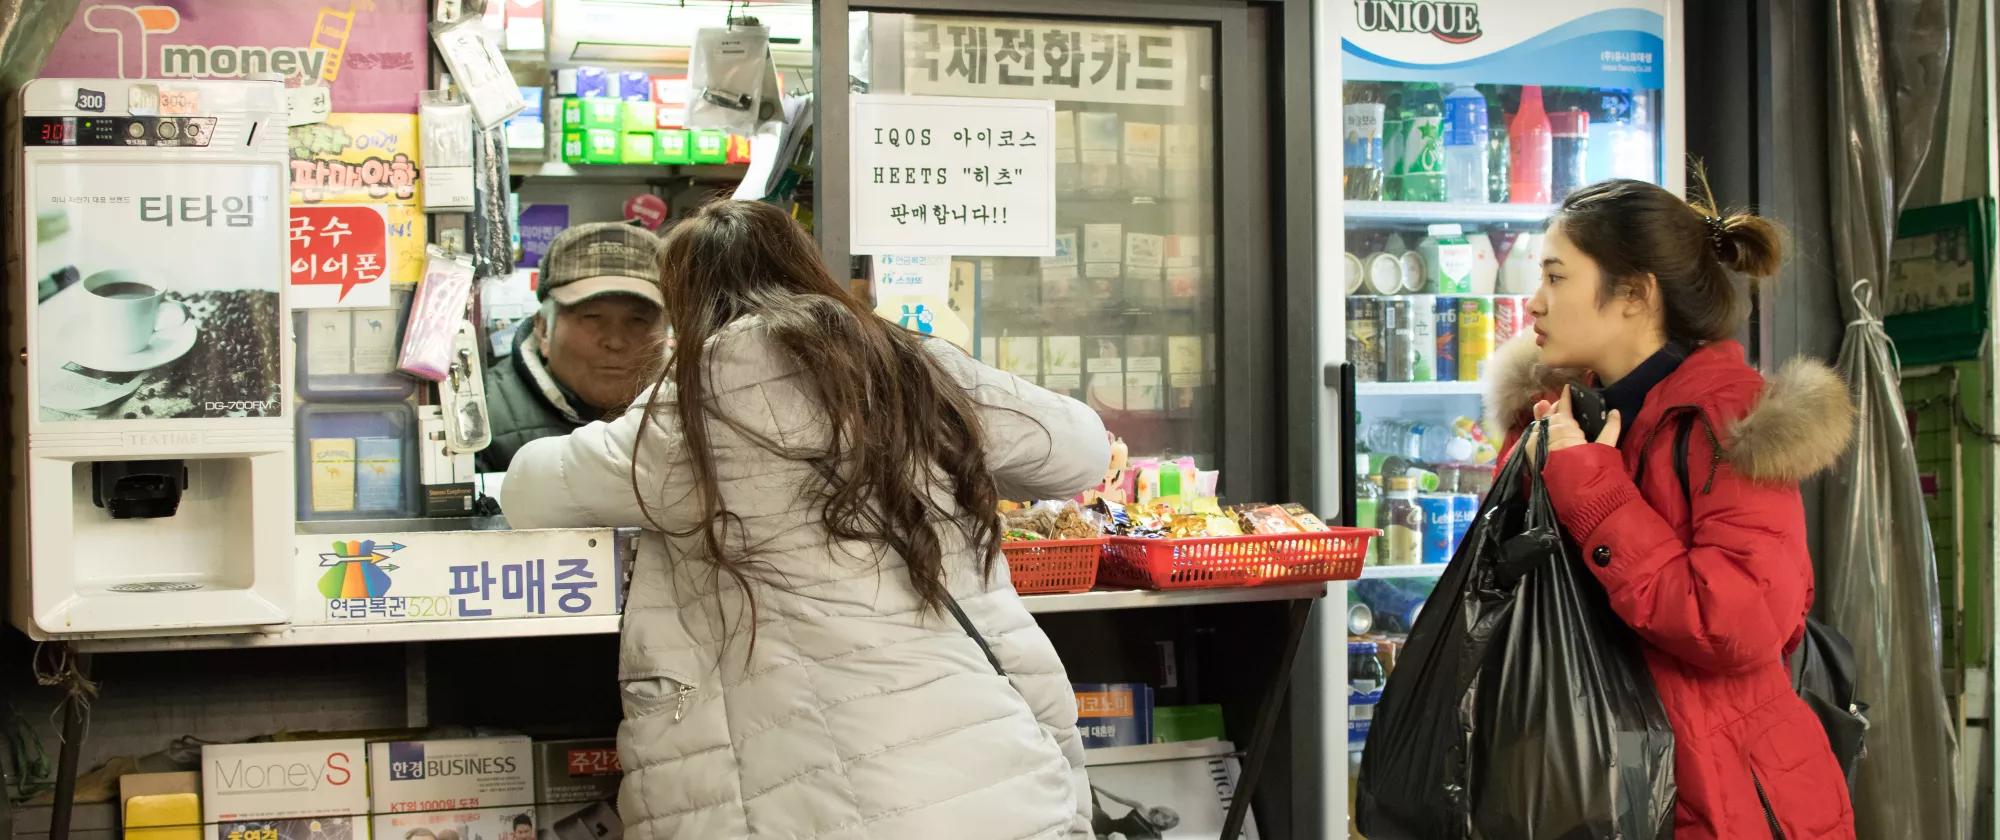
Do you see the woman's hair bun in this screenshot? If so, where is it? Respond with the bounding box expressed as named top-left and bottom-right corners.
top-left (1716, 211), bottom-right (1784, 279)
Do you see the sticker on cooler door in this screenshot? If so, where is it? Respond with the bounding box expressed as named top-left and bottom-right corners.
top-left (289, 205), bottom-right (392, 308)
top-left (1342, 2), bottom-right (1667, 90)
top-left (30, 161), bottom-right (284, 422)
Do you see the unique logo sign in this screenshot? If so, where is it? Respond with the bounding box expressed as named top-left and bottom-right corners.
top-left (1353, 0), bottom-right (1484, 45)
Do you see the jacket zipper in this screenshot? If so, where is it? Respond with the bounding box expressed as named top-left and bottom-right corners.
top-left (1750, 768), bottom-right (1787, 840)
top-left (673, 684), bottom-right (694, 722)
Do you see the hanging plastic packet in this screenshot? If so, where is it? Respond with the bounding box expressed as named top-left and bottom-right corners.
top-left (420, 91), bottom-right (476, 213)
top-left (437, 320), bottom-right (492, 453)
top-left (399, 247), bottom-right (477, 381)
top-left (469, 121), bottom-right (514, 276)
top-left (431, 12), bottom-right (526, 129)
top-left (687, 23), bottom-right (772, 135)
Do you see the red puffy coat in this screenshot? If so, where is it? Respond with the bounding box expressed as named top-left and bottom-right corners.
top-left (1488, 335), bottom-right (1857, 840)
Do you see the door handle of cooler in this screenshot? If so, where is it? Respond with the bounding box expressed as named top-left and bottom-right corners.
top-left (1325, 361), bottom-right (1356, 527)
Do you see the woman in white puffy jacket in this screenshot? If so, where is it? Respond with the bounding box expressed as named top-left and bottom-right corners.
top-left (504, 200), bottom-right (1109, 840)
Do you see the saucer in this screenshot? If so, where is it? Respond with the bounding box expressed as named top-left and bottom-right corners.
top-left (63, 303), bottom-right (198, 373)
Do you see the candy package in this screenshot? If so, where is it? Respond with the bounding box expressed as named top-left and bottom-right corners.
top-left (1282, 503), bottom-right (1334, 532)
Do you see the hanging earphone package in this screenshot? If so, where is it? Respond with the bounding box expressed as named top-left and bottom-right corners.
top-left (687, 24), bottom-right (773, 136)
top-left (469, 121), bottom-right (514, 278)
top-left (419, 91), bottom-right (475, 213)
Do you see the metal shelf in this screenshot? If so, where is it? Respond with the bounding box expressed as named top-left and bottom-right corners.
top-left (1357, 381), bottom-right (1486, 398)
top-left (1085, 738), bottom-right (1236, 767)
top-left (1022, 582), bottom-right (1327, 614)
top-left (69, 583), bottom-right (1327, 652)
top-left (1360, 564), bottom-right (1449, 579)
top-left (1345, 200), bottom-right (1556, 225)
top-left (72, 614), bottom-right (625, 653)
top-left (509, 160), bottom-right (748, 183)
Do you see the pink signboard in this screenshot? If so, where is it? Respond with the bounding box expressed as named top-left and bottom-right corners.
top-left (39, 0), bottom-right (429, 114)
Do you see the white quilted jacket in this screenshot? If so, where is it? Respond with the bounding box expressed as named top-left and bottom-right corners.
top-left (504, 319), bottom-right (1107, 839)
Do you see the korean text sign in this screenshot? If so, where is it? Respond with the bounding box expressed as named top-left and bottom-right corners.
top-left (298, 529), bottom-right (622, 625)
top-left (289, 205), bottom-right (391, 307)
top-left (850, 95), bottom-right (1055, 257)
top-left (903, 17), bottom-right (1191, 107)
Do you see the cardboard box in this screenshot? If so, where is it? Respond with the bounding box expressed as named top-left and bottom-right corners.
top-left (617, 71), bottom-right (652, 101)
top-left (558, 97), bottom-right (585, 132)
top-left (370, 738), bottom-right (533, 840)
top-left (123, 772), bottom-right (202, 840)
top-left (650, 77), bottom-right (689, 129)
top-left (203, 740), bottom-right (368, 840)
top-left (582, 129), bottom-right (622, 165)
top-left (653, 131), bottom-right (691, 165)
top-left (691, 131), bottom-right (728, 164)
top-left (621, 133), bottom-right (655, 165)
top-left (560, 131), bottom-right (586, 165)
top-left (533, 741), bottom-right (622, 840)
top-left (619, 101), bottom-right (656, 134)
top-left (579, 97), bottom-right (621, 130)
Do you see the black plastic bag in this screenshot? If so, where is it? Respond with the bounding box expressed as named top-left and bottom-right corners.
top-left (1358, 424), bottom-right (1677, 839)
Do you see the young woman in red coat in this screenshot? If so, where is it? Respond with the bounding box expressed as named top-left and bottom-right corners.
top-left (1487, 178), bottom-right (1857, 839)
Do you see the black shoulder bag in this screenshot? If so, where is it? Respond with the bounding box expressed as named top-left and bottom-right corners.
top-left (1669, 413), bottom-right (1869, 784)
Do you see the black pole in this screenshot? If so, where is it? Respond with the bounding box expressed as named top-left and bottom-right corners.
top-left (48, 651), bottom-right (89, 840)
top-left (1219, 598), bottom-right (1315, 839)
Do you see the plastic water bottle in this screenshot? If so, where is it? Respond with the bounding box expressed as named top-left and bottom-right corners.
top-left (1399, 83), bottom-right (1446, 203)
top-left (1484, 86), bottom-right (1510, 203)
top-left (1616, 91), bottom-right (1657, 183)
top-left (1443, 85), bottom-right (1489, 204)
top-left (1508, 85), bottom-right (1552, 204)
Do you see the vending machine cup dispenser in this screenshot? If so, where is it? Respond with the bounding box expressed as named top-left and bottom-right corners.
top-left (5, 79), bottom-right (293, 637)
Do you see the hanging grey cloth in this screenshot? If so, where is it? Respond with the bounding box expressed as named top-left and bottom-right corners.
top-left (1822, 0), bottom-right (1959, 836)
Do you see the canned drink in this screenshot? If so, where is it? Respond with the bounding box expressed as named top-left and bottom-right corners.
top-left (1349, 297), bottom-right (1382, 382)
top-left (1458, 297), bottom-right (1495, 382)
top-left (1450, 493), bottom-right (1478, 549)
top-left (1348, 601), bottom-right (1376, 636)
top-left (1434, 296), bottom-right (1459, 381)
top-left (1494, 296), bottom-right (1524, 346)
top-left (1416, 494), bottom-right (1454, 563)
top-left (1410, 294), bottom-right (1437, 382)
top-left (1382, 298), bottom-right (1414, 382)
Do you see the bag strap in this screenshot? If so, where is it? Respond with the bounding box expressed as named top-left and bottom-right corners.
top-left (945, 592), bottom-right (1009, 677)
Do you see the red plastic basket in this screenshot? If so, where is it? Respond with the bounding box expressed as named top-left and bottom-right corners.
top-left (1099, 529), bottom-right (1377, 590)
top-left (1002, 537), bottom-right (1106, 595)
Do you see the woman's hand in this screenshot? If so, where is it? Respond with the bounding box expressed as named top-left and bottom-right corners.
top-left (1528, 386), bottom-right (1622, 462)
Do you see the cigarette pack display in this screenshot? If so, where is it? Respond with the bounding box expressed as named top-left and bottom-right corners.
top-left (202, 740), bottom-right (369, 840)
top-left (369, 738), bottom-right (534, 840)
top-left (1083, 224), bottom-right (1124, 264)
top-left (1043, 230), bottom-right (1079, 270)
top-left (691, 131), bottom-right (728, 164)
top-left (1164, 123), bottom-right (1201, 200)
top-left (310, 438), bottom-right (357, 514)
top-left (1085, 336), bottom-right (1125, 412)
top-left (581, 129), bottom-right (620, 165)
top-left (620, 133), bottom-right (653, 164)
top-left (532, 741), bottom-right (622, 840)
top-left (297, 291), bottom-right (416, 401)
top-left (1125, 336), bottom-right (1165, 413)
top-left (1040, 265), bottom-right (1080, 305)
top-left (1078, 112), bottom-right (1121, 195)
top-left (1043, 336), bottom-right (1084, 399)
top-left (297, 404), bottom-right (418, 520)
top-left (998, 337), bottom-right (1041, 383)
top-left (1122, 122), bottom-right (1164, 197)
top-left (1124, 233), bottom-right (1166, 310)
top-left (653, 130), bottom-right (691, 165)
top-left (1074, 682), bottom-right (1154, 749)
top-left (1168, 335), bottom-right (1203, 411)
top-left (1053, 111), bottom-right (1079, 195)
top-left (579, 97), bottom-right (620, 129)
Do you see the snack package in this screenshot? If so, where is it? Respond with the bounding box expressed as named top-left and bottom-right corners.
top-left (1050, 504), bottom-right (1100, 540)
top-left (1191, 498), bottom-right (1243, 536)
top-left (1003, 528), bottom-right (1043, 542)
top-left (1236, 504), bottom-right (1305, 535)
top-left (1168, 514), bottom-right (1210, 539)
top-left (1282, 503), bottom-right (1334, 532)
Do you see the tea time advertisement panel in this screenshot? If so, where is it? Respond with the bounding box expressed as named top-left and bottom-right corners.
top-left (29, 160), bottom-right (284, 422)
top-left (1342, 1), bottom-right (1667, 89)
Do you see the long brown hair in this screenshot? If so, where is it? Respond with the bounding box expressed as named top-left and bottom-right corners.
top-left (632, 199), bottom-right (1001, 632)
top-left (1550, 173), bottom-right (1783, 344)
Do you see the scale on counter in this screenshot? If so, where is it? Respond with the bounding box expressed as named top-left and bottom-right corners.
top-left (4, 78), bottom-right (293, 637)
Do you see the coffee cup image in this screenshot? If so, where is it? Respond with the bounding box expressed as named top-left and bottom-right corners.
top-left (81, 269), bottom-right (187, 355)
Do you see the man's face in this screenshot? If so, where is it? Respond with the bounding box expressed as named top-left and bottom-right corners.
top-left (539, 295), bottom-right (664, 411)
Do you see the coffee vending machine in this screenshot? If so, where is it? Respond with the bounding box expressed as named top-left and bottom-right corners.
top-left (5, 78), bottom-right (293, 637)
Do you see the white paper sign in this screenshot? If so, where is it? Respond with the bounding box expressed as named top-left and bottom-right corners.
top-left (850, 94), bottom-right (1055, 256)
top-left (904, 17), bottom-right (1193, 107)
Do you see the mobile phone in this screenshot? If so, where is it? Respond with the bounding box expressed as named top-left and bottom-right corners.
top-left (1570, 386), bottom-right (1609, 442)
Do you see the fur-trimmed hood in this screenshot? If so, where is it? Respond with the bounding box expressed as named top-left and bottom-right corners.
top-left (1483, 333), bottom-right (1856, 483)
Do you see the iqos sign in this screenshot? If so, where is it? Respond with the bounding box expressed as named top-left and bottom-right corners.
top-left (1353, 0), bottom-right (1484, 45)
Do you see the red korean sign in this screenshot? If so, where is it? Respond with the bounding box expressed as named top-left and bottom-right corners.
top-left (289, 205), bottom-right (391, 307)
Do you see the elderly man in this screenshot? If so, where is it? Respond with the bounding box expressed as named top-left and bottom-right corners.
top-left (480, 221), bottom-right (666, 472)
